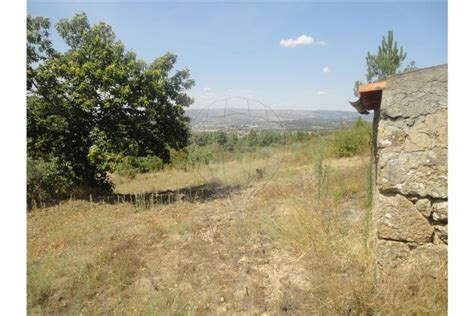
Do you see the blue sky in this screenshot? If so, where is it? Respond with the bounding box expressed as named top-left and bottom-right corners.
top-left (28, 1), bottom-right (447, 111)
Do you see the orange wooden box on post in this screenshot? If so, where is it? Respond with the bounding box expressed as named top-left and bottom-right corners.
top-left (350, 80), bottom-right (387, 114)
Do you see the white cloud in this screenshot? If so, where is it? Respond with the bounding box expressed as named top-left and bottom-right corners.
top-left (322, 66), bottom-right (331, 73)
top-left (279, 35), bottom-right (327, 48)
top-left (316, 91), bottom-right (327, 96)
top-left (203, 87), bottom-right (211, 92)
top-left (280, 34), bottom-right (314, 48)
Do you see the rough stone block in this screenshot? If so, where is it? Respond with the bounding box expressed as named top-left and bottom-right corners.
top-left (377, 148), bottom-right (447, 198)
top-left (377, 120), bottom-right (407, 148)
top-left (409, 243), bottom-right (448, 278)
top-left (376, 239), bottom-right (410, 269)
top-left (380, 65), bottom-right (447, 120)
top-left (376, 194), bottom-right (433, 244)
top-left (403, 110), bottom-right (448, 152)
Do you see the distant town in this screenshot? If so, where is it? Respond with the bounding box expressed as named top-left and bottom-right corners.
top-left (187, 108), bottom-right (372, 131)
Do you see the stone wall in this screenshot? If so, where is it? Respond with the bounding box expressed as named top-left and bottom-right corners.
top-left (373, 65), bottom-right (448, 272)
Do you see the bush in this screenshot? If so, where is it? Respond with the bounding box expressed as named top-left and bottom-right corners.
top-left (27, 157), bottom-right (76, 205)
top-left (137, 156), bottom-right (164, 173)
top-left (113, 156), bottom-right (164, 177)
top-left (169, 149), bottom-right (189, 170)
top-left (331, 118), bottom-right (372, 158)
top-left (188, 145), bottom-right (214, 166)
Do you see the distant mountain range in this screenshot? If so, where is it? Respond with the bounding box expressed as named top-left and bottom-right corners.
top-left (186, 108), bottom-right (372, 131)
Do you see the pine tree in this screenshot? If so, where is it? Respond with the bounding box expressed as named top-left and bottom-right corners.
top-left (353, 30), bottom-right (416, 97)
top-left (365, 30), bottom-right (407, 82)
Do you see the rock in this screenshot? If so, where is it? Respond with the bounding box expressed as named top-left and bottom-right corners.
top-left (401, 110), bottom-right (448, 152)
top-left (377, 120), bottom-right (407, 148)
top-left (380, 65), bottom-right (447, 120)
top-left (409, 244), bottom-right (448, 278)
top-left (432, 201), bottom-right (448, 223)
top-left (376, 194), bottom-right (433, 244)
top-left (433, 232), bottom-right (443, 245)
top-left (376, 66), bottom-right (448, 199)
top-left (415, 199), bottom-right (432, 218)
top-left (434, 224), bottom-right (448, 244)
top-left (377, 148), bottom-right (447, 199)
top-left (376, 239), bottom-right (410, 269)
top-left (374, 65), bottom-right (448, 280)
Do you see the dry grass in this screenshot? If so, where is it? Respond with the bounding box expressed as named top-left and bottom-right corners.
top-left (27, 138), bottom-right (447, 315)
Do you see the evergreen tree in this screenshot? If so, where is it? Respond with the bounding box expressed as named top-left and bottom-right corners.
top-left (353, 30), bottom-right (416, 96)
top-left (365, 30), bottom-right (407, 82)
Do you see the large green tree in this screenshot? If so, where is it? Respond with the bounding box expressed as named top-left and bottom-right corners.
top-left (27, 13), bottom-right (194, 191)
top-left (353, 30), bottom-right (416, 97)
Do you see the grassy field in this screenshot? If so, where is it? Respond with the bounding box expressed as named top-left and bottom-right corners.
top-left (27, 134), bottom-right (447, 315)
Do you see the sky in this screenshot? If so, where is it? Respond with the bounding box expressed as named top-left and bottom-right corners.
top-left (27, 1), bottom-right (447, 111)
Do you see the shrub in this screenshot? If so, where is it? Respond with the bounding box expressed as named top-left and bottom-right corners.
top-left (188, 145), bottom-right (214, 166)
top-left (169, 149), bottom-right (189, 170)
top-left (137, 156), bottom-right (164, 173)
top-left (27, 157), bottom-right (76, 205)
top-left (331, 118), bottom-right (372, 158)
top-left (113, 156), bottom-right (139, 178)
top-left (113, 156), bottom-right (164, 177)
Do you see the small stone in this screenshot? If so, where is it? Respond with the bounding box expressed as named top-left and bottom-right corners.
top-left (220, 297), bottom-right (225, 303)
top-left (415, 199), bottom-right (432, 218)
top-left (434, 224), bottom-right (448, 244)
top-left (432, 201), bottom-right (448, 223)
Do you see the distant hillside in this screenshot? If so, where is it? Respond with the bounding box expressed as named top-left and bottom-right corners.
top-left (186, 108), bottom-right (372, 131)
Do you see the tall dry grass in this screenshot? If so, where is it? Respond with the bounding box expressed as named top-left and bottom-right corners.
top-left (27, 132), bottom-right (446, 315)
top-left (266, 140), bottom-right (447, 315)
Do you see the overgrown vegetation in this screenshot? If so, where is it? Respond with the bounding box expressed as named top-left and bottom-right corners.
top-left (112, 156), bottom-right (164, 177)
top-left (331, 117), bottom-right (372, 157)
top-left (27, 117), bottom-right (371, 206)
top-left (27, 157), bottom-right (76, 204)
top-left (26, 12), bottom-right (444, 313)
top-left (28, 131), bottom-right (446, 314)
top-left (269, 138), bottom-right (446, 315)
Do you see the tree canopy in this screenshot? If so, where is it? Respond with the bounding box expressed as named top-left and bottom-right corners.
top-left (365, 30), bottom-right (407, 82)
top-left (27, 13), bottom-right (195, 192)
top-left (353, 30), bottom-right (416, 97)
